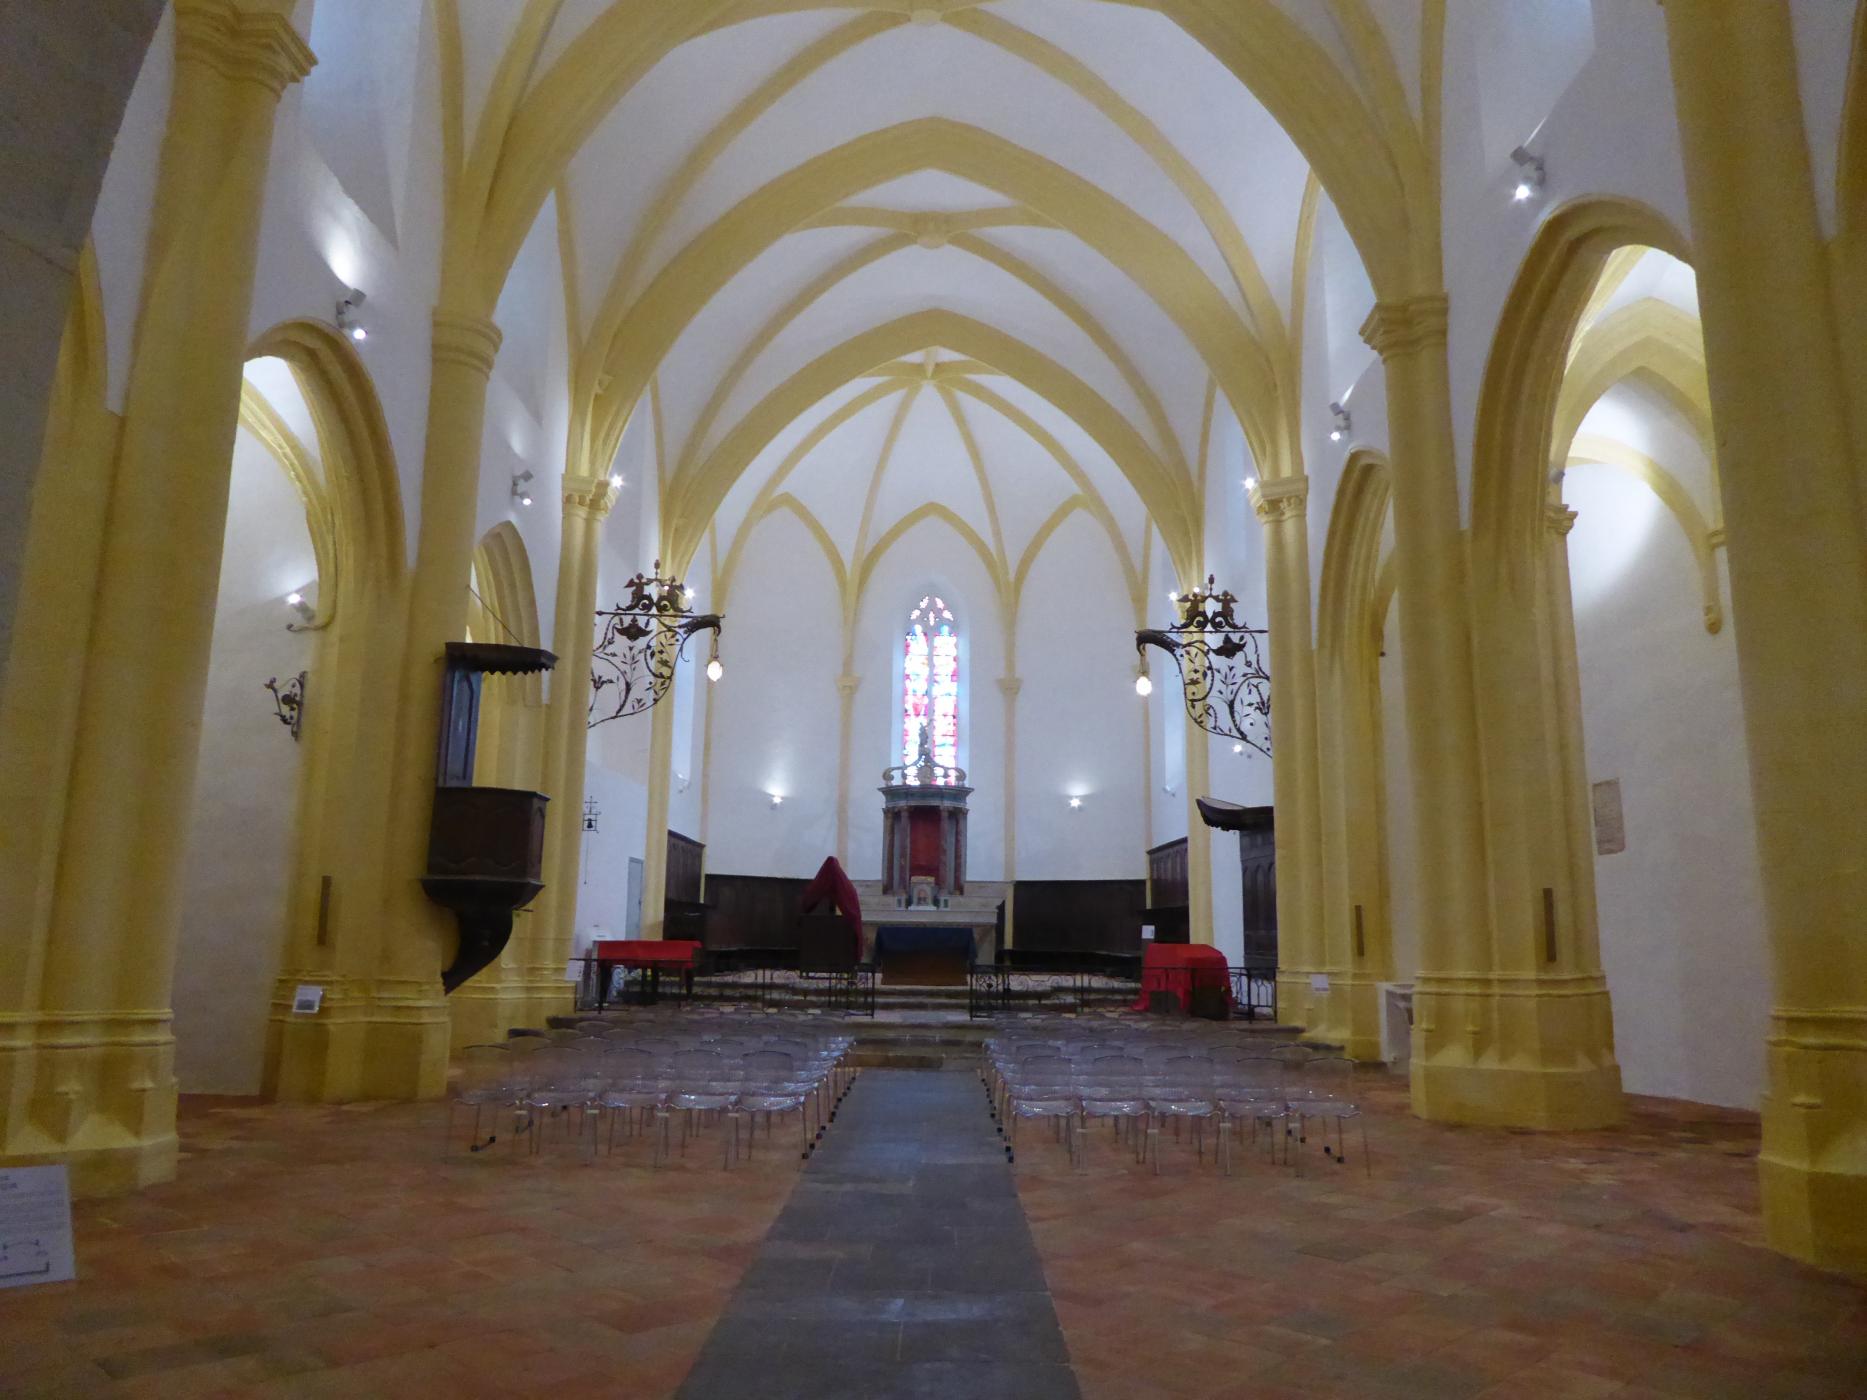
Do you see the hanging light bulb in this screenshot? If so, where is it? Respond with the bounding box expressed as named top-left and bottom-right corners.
top-left (706, 656), bottom-right (724, 683)
top-left (1134, 672), bottom-right (1153, 697)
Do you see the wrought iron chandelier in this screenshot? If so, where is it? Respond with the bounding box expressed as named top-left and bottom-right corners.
top-left (1134, 575), bottom-right (1273, 755)
top-left (588, 560), bottom-right (723, 727)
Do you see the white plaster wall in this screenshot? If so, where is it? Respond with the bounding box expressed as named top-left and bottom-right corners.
top-left (174, 427), bottom-right (318, 1094)
top-left (1564, 469), bottom-right (1769, 1109)
top-left (1013, 512), bottom-right (1146, 878)
top-left (704, 510), bottom-right (846, 876)
top-left (574, 758), bottom-right (649, 955)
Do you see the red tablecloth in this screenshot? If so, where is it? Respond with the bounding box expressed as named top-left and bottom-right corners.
top-left (1132, 944), bottom-right (1233, 1014)
top-left (593, 939), bottom-right (703, 968)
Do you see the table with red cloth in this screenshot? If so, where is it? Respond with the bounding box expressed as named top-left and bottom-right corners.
top-left (1131, 943), bottom-right (1233, 1014)
top-left (591, 939), bottom-right (703, 1008)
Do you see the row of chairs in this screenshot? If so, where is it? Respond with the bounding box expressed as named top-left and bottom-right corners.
top-left (985, 1031), bottom-right (1368, 1176)
top-left (446, 1019), bottom-right (856, 1168)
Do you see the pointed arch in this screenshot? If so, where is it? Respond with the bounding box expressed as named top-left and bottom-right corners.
top-left (1566, 435), bottom-right (1724, 634)
top-left (663, 310), bottom-right (1198, 586)
top-left (1318, 450), bottom-right (1393, 662)
top-left (470, 521), bottom-right (546, 707)
top-left (1469, 197), bottom-right (1692, 574)
top-left (1553, 299), bottom-right (1714, 471)
top-left (577, 119), bottom-right (1281, 472)
top-left (470, 0), bottom-right (1411, 314)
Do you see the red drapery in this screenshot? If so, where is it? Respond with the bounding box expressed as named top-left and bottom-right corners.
top-left (799, 856), bottom-right (864, 956)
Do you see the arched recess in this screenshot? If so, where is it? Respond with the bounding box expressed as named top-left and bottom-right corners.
top-left (664, 310), bottom-right (1199, 585)
top-left (574, 119), bottom-right (1285, 478)
top-left (467, 520), bottom-right (546, 784)
top-left (1465, 198), bottom-right (1691, 1034)
top-left (243, 322), bottom-right (414, 1103)
top-left (1552, 298), bottom-right (1720, 515)
top-left (1565, 436), bottom-right (1723, 635)
top-left (1314, 449), bottom-right (1395, 1060)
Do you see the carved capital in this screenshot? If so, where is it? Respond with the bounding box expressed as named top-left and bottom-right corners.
top-left (562, 472), bottom-right (619, 520)
top-left (1544, 504), bottom-right (1578, 537)
top-left (836, 674), bottom-right (863, 699)
top-left (430, 311), bottom-right (502, 379)
top-left (997, 676), bottom-right (1023, 699)
top-left (1250, 475), bottom-right (1309, 525)
top-left (173, 0), bottom-right (316, 96)
top-left (1360, 294), bottom-right (1449, 360)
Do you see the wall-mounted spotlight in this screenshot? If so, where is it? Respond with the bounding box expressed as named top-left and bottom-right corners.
top-left (609, 474), bottom-right (623, 490)
top-left (768, 792), bottom-right (784, 808)
top-left (1510, 146), bottom-right (1545, 203)
top-left (1068, 796), bottom-right (1083, 810)
top-left (285, 590), bottom-right (315, 625)
top-left (335, 288), bottom-right (368, 342)
top-left (511, 469), bottom-right (535, 508)
top-left (1243, 476), bottom-right (1258, 494)
top-left (1329, 402), bottom-right (1352, 443)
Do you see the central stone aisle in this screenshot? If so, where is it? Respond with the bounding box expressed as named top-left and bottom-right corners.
top-left (677, 1068), bottom-right (1081, 1400)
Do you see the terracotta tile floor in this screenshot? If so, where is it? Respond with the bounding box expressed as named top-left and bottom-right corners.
top-left (0, 1096), bottom-right (798, 1398)
top-left (4, 1071), bottom-right (1865, 1399)
top-left (1008, 1068), bottom-right (1867, 1400)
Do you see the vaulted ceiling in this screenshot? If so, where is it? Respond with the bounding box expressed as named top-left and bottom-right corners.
top-left (431, 1), bottom-right (1432, 589)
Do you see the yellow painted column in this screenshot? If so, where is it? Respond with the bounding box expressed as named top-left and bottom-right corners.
top-left (835, 673), bottom-right (861, 865)
top-left (295, 308), bottom-right (502, 1100)
top-left (1360, 297), bottom-right (1506, 1123)
top-left (998, 676), bottom-right (1021, 949)
top-left (1252, 478), bottom-right (1330, 1036)
top-left (523, 472), bottom-right (619, 1026)
top-left (638, 682), bottom-right (678, 940)
top-left (1664, 0), bottom-right (1867, 1272)
top-left (0, 0), bottom-right (314, 1193)
top-left (1315, 614), bottom-right (1395, 1062)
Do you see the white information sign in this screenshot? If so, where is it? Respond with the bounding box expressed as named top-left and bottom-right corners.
top-left (291, 984), bottom-right (324, 1015)
top-left (1140, 924), bottom-right (1156, 942)
top-left (1309, 973), bottom-right (1331, 993)
top-left (564, 959), bottom-right (582, 982)
top-left (0, 1165), bottom-right (76, 1290)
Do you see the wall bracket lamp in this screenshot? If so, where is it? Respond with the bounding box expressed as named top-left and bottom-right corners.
top-left (588, 560), bottom-right (724, 726)
top-left (1135, 575), bottom-right (1273, 755)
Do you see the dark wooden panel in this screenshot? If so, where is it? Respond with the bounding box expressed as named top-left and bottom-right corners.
top-left (1011, 879), bottom-right (1147, 957)
top-left (1237, 810), bottom-right (1278, 968)
top-left (700, 873), bottom-right (811, 950)
top-left (666, 830), bottom-right (704, 904)
top-left (1147, 838), bottom-right (1189, 908)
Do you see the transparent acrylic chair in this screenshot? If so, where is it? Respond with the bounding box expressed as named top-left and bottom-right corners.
top-left (1291, 1055), bottom-right (1369, 1176)
top-left (1143, 1054), bottom-right (1217, 1174)
top-left (597, 1046), bottom-right (670, 1165)
top-left (1215, 1055), bottom-right (1287, 1174)
top-left (1077, 1055), bottom-right (1150, 1167)
top-left (1005, 1054), bottom-right (1080, 1167)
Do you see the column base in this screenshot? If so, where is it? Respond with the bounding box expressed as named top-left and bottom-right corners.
top-left (1333, 972), bottom-right (1388, 1063)
top-left (1758, 1010), bottom-right (1867, 1273)
top-left (263, 977), bottom-right (449, 1101)
top-left (1275, 970), bottom-right (1315, 1031)
top-left (0, 1015), bottom-right (179, 1196)
top-left (448, 978), bottom-right (528, 1052)
top-left (1408, 972), bottom-right (1623, 1129)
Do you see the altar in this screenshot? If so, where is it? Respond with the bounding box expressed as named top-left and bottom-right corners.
top-left (870, 732), bottom-right (988, 980)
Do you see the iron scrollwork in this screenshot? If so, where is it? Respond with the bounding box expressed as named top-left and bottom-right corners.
top-left (1135, 575), bottom-right (1273, 755)
top-left (263, 671), bottom-right (307, 741)
top-left (588, 560), bottom-right (723, 728)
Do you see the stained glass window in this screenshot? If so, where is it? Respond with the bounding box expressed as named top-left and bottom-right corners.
top-left (902, 596), bottom-right (959, 785)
